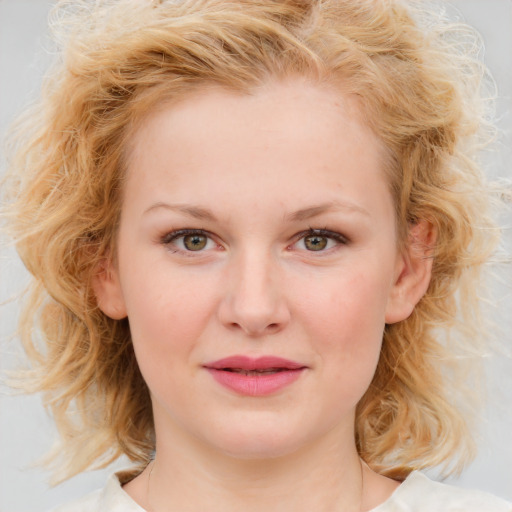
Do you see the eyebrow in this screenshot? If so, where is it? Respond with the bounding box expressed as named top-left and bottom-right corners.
top-left (143, 199), bottom-right (369, 222)
top-left (143, 202), bottom-right (217, 221)
top-left (286, 200), bottom-right (370, 222)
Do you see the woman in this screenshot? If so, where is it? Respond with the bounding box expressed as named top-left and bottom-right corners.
top-left (2, 0), bottom-right (511, 510)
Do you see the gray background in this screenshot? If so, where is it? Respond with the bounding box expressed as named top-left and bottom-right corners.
top-left (0, 1), bottom-right (511, 510)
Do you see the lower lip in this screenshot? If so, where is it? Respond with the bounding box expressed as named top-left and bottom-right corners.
top-left (206, 368), bottom-right (304, 396)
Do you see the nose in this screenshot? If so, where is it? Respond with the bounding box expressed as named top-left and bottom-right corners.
top-left (217, 249), bottom-right (291, 337)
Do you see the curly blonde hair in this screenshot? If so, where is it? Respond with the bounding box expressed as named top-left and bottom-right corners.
top-left (2, 0), bottom-right (503, 483)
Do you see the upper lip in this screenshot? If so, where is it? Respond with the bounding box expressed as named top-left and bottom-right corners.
top-left (204, 355), bottom-right (306, 371)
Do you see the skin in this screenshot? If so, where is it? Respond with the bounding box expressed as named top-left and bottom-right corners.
top-left (95, 77), bottom-right (433, 511)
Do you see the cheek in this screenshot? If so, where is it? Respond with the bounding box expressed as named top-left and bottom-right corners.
top-left (294, 267), bottom-right (389, 370)
top-left (121, 266), bottom-right (220, 378)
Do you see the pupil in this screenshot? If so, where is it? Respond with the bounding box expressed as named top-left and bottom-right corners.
top-left (305, 235), bottom-right (327, 251)
top-left (184, 234), bottom-right (207, 251)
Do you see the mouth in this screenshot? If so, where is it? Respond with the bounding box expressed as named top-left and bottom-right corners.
top-left (204, 355), bottom-right (306, 372)
top-left (203, 356), bottom-right (307, 396)
top-left (220, 368), bottom-right (293, 375)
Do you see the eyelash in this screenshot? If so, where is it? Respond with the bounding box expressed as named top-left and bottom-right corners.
top-left (160, 227), bottom-right (349, 254)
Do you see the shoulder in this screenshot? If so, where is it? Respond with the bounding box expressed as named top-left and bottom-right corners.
top-left (49, 472), bottom-right (145, 512)
top-left (50, 490), bottom-right (101, 512)
top-left (375, 471), bottom-right (512, 512)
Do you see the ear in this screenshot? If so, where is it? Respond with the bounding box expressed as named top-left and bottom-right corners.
top-left (385, 220), bottom-right (436, 324)
top-left (92, 257), bottom-right (128, 320)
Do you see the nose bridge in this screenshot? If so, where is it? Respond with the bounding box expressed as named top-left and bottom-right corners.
top-left (237, 247), bottom-right (274, 307)
top-left (219, 244), bottom-right (289, 336)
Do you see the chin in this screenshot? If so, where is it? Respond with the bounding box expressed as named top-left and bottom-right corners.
top-left (199, 416), bottom-right (318, 461)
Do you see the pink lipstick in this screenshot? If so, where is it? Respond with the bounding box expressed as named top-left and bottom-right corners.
top-left (204, 356), bottom-right (306, 396)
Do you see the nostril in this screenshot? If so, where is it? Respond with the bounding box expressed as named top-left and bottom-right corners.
top-left (228, 321), bottom-right (280, 333)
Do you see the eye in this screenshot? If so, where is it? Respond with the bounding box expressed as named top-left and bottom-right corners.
top-left (293, 229), bottom-right (348, 252)
top-left (182, 233), bottom-right (208, 251)
top-left (161, 229), bottom-right (218, 253)
top-left (303, 234), bottom-right (330, 251)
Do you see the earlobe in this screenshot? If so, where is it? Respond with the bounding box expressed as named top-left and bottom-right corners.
top-left (385, 220), bottom-right (436, 324)
top-left (92, 257), bottom-right (128, 320)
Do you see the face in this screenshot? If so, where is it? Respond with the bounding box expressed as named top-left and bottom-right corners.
top-left (96, 78), bottom-right (426, 460)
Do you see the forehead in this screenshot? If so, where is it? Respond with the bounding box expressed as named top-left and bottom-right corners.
top-left (127, 77), bottom-right (385, 172)
top-left (123, 78), bottom-right (392, 221)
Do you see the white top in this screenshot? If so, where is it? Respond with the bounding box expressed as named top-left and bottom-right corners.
top-left (51, 470), bottom-right (511, 512)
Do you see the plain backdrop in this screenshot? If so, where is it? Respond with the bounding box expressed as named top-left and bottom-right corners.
top-left (1, 1), bottom-right (511, 511)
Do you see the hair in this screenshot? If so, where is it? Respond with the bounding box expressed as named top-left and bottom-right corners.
top-left (1, 0), bottom-right (505, 484)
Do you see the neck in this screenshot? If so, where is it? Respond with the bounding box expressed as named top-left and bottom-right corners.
top-left (141, 426), bottom-right (365, 512)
